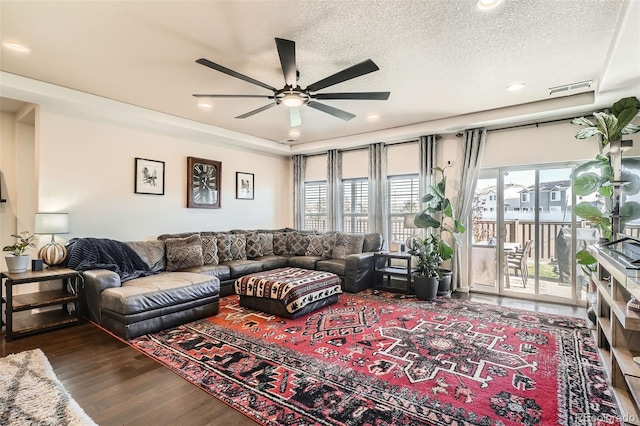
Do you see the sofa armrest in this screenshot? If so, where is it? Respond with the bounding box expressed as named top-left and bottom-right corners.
top-left (343, 252), bottom-right (375, 293)
top-left (81, 269), bottom-right (122, 324)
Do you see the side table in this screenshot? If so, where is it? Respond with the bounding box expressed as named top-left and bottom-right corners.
top-left (1, 268), bottom-right (83, 341)
top-left (373, 252), bottom-right (416, 294)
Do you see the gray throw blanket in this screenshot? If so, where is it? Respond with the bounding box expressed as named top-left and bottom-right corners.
top-left (65, 238), bottom-right (156, 282)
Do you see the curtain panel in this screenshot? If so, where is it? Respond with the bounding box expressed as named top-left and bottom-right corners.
top-left (368, 143), bottom-right (388, 246)
top-left (453, 128), bottom-right (487, 291)
top-left (327, 149), bottom-right (343, 231)
top-left (419, 135), bottom-right (437, 203)
top-left (292, 155), bottom-right (306, 230)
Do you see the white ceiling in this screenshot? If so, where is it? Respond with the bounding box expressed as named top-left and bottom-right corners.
top-left (1, 0), bottom-right (639, 154)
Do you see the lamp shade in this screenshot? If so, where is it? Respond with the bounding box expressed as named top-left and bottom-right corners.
top-left (35, 213), bottom-right (69, 235)
top-left (403, 213), bottom-right (417, 229)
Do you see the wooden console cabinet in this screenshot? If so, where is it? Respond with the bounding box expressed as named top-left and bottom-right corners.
top-left (589, 242), bottom-right (640, 424)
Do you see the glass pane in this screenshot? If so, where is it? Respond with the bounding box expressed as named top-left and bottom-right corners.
top-left (305, 181), bottom-right (327, 232)
top-left (343, 178), bottom-right (368, 233)
top-left (471, 174), bottom-right (499, 291)
top-left (388, 175), bottom-right (419, 244)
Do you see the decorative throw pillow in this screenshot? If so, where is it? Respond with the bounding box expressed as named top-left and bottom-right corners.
top-left (305, 234), bottom-right (324, 256)
top-left (245, 232), bottom-right (263, 258)
top-left (322, 232), bottom-right (337, 258)
top-left (258, 232), bottom-right (274, 256)
top-left (201, 234), bottom-right (219, 265)
top-left (230, 234), bottom-right (247, 260)
top-left (332, 232), bottom-right (365, 260)
top-left (273, 232), bottom-right (288, 255)
top-left (164, 234), bottom-right (204, 271)
top-left (215, 233), bottom-right (233, 262)
top-left (287, 232), bottom-right (310, 256)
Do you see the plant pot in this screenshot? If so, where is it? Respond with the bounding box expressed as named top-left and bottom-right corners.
top-left (413, 274), bottom-right (439, 301)
top-left (438, 269), bottom-right (452, 297)
top-left (5, 255), bottom-right (30, 273)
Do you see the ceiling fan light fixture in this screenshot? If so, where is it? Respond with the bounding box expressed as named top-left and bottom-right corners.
top-left (476, 0), bottom-right (502, 11)
top-left (282, 93), bottom-right (304, 107)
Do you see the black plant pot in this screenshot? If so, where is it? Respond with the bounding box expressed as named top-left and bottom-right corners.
top-left (438, 269), bottom-right (452, 297)
top-left (413, 274), bottom-right (439, 301)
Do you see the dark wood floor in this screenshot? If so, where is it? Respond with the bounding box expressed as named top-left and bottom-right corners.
top-left (1, 293), bottom-right (586, 426)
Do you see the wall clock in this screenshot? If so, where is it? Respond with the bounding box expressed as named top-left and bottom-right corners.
top-left (187, 157), bottom-right (221, 209)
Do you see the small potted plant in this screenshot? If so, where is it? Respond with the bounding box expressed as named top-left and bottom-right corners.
top-left (3, 231), bottom-right (38, 273)
top-left (408, 234), bottom-right (442, 300)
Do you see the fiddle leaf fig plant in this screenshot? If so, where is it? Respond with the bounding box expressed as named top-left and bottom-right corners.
top-left (571, 96), bottom-right (640, 270)
top-left (409, 165), bottom-right (466, 278)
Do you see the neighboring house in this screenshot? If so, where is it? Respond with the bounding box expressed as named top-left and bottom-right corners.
top-left (518, 180), bottom-right (571, 213)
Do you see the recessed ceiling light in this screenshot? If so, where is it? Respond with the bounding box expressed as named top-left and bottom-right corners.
top-left (197, 100), bottom-right (213, 109)
top-left (288, 129), bottom-right (300, 138)
top-left (476, 0), bottom-right (503, 11)
top-left (1, 41), bottom-right (31, 53)
top-left (506, 82), bottom-right (526, 91)
top-left (367, 113), bottom-right (380, 121)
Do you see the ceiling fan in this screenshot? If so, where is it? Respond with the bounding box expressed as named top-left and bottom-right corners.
top-left (193, 38), bottom-right (390, 127)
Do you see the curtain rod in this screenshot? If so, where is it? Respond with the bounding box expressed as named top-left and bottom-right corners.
top-left (294, 138), bottom-right (421, 158)
top-left (454, 116), bottom-right (576, 136)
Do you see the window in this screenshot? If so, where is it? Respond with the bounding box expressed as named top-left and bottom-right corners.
top-left (521, 192), bottom-right (530, 202)
top-left (343, 178), bottom-right (368, 233)
top-left (551, 190), bottom-right (560, 201)
top-left (489, 194), bottom-right (496, 201)
top-left (304, 181), bottom-right (327, 232)
top-left (388, 174), bottom-right (420, 243)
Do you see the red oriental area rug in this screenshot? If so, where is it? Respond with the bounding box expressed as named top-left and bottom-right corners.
top-left (130, 292), bottom-right (620, 425)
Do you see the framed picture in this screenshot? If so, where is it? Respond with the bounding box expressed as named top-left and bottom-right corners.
top-left (134, 158), bottom-right (165, 195)
top-left (187, 157), bottom-right (221, 209)
top-left (236, 172), bottom-right (254, 200)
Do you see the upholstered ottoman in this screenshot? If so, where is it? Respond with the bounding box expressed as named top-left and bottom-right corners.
top-left (234, 267), bottom-right (342, 318)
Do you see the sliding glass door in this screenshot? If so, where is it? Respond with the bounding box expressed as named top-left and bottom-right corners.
top-left (470, 164), bottom-right (582, 304)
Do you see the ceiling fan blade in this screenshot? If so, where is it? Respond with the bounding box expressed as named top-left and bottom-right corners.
top-left (275, 38), bottom-right (297, 88)
top-left (289, 107), bottom-right (302, 127)
top-left (193, 94), bottom-right (274, 99)
top-left (307, 101), bottom-right (355, 121)
top-left (313, 92), bottom-right (390, 100)
top-left (235, 103), bottom-right (277, 119)
top-left (306, 59), bottom-right (380, 93)
top-left (196, 58), bottom-right (276, 92)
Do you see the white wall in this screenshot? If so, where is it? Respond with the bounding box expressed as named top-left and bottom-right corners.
top-left (36, 110), bottom-right (291, 241)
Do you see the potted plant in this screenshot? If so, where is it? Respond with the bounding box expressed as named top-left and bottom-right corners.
top-left (3, 231), bottom-right (38, 273)
top-left (571, 96), bottom-right (640, 272)
top-left (408, 165), bottom-right (466, 297)
top-left (408, 235), bottom-right (441, 300)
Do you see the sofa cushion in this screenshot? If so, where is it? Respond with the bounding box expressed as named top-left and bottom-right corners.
top-left (273, 232), bottom-right (288, 255)
top-left (222, 259), bottom-right (263, 278)
top-left (288, 255), bottom-right (324, 270)
top-left (101, 272), bottom-right (219, 315)
top-left (230, 234), bottom-right (247, 260)
top-left (305, 234), bottom-right (324, 256)
top-left (363, 233), bottom-right (384, 252)
top-left (322, 232), bottom-right (337, 258)
top-left (181, 264), bottom-right (231, 281)
top-left (201, 234), bottom-right (219, 265)
top-left (332, 232), bottom-right (365, 260)
top-left (287, 232), bottom-right (310, 256)
top-left (245, 232), bottom-right (263, 258)
top-left (316, 258), bottom-right (346, 277)
top-left (254, 255), bottom-right (288, 270)
top-left (164, 234), bottom-right (204, 271)
top-left (215, 233), bottom-right (233, 262)
top-left (124, 241), bottom-right (166, 272)
top-left (258, 232), bottom-right (274, 256)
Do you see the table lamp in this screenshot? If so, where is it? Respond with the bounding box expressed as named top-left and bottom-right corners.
top-left (403, 213), bottom-right (422, 251)
top-left (35, 212), bottom-right (69, 266)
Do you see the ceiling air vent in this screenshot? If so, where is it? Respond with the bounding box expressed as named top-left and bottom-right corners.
top-left (549, 80), bottom-right (592, 95)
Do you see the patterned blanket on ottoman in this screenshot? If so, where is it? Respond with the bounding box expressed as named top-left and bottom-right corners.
top-left (234, 267), bottom-right (342, 316)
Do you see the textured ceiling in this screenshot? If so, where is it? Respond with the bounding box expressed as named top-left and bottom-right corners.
top-left (1, 0), bottom-right (638, 152)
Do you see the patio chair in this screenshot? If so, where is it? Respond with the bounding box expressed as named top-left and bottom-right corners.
top-left (507, 240), bottom-right (533, 288)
